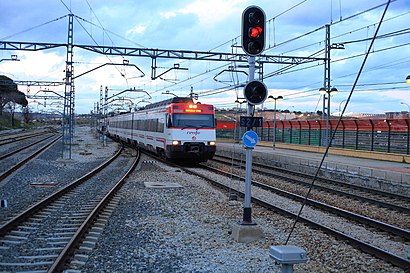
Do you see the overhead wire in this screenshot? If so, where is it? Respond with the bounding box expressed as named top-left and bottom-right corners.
top-left (285, 0), bottom-right (392, 245)
top-left (140, 0), bottom-right (407, 101)
top-left (261, 1), bottom-right (406, 82)
top-left (73, 15), bottom-right (128, 84)
top-left (261, 7), bottom-right (410, 94)
top-left (72, 16), bottom-right (148, 49)
top-left (0, 0), bottom-right (402, 112)
top-left (276, 10), bottom-right (410, 58)
top-left (193, 1), bottom-right (402, 105)
top-left (157, 0), bottom-right (314, 96)
top-left (60, 0), bottom-right (136, 86)
top-left (0, 15), bottom-right (68, 40)
top-left (261, 37), bottom-right (410, 100)
top-left (331, 10), bottom-right (410, 41)
top-left (26, 0), bottom-right (407, 105)
top-left (331, 0), bottom-right (397, 27)
top-left (340, 28), bottom-right (410, 45)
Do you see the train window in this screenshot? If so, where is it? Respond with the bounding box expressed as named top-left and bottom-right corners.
top-left (152, 119), bottom-right (156, 131)
top-left (139, 120), bottom-right (145, 131)
top-left (171, 114), bottom-right (215, 129)
top-left (167, 114), bottom-right (172, 128)
top-left (147, 119), bottom-right (153, 132)
top-left (158, 118), bottom-right (164, 132)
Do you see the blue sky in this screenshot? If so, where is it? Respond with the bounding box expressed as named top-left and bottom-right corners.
top-left (0, 0), bottom-right (409, 114)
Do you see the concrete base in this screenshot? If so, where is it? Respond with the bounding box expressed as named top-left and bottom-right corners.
top-left (232, 222), bottom-right (263, 243)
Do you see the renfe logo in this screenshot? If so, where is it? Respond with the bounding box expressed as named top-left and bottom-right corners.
top-left (187, 131), bottom-right (200, 136)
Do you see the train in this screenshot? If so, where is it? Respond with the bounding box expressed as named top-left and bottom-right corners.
top-left (103, 97), bottom-right (216, 162)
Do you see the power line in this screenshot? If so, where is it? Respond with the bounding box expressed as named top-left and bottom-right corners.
top-left (74, 16), bottom-right (146, 48)
top-left (340, 27), bottom-right (410, 45)
top-left (65, 0), bottom-right (410, 102)
top-left (332, 0), bottom-right (396, 26)
top-left (277, 11), bottom-right (410, 56)
top-left (0, 15), bottom-right (68, 40)
top-left (331, 10), bottom-right (410, 41)
top-left (73, 15), bottom-right (127, 82)
top-left (2, 1), bottom-right (408, 112)
top-left (262, 41), bottom-right (410, 92)
top-left (285, 0), bottom-right (392, 245)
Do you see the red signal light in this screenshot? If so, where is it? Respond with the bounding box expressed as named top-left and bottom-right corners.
top-left (249, 26), bottom-right (262, 38)
top-left (241, 6), bottom-right (266, 56)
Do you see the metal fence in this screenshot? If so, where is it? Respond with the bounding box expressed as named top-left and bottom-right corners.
top-left (217, 118), bottom-right (410, 155)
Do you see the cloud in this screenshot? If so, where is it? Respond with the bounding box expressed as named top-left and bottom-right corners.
top-left (126, 25), bottom-right (147, 35)
top-left (178, 0), bottom-right (246, 25)
top-left (0, 51), bottom-right (65, 81)
top-left (1, 0), bottom-right (409, 114)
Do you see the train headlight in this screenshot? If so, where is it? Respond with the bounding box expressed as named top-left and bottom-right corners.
top-left (172, 140), bottom-right (181, 145)
top-left (208, 141), bottom-right (216, 146)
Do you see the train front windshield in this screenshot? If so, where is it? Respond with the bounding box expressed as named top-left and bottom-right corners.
top-left (170, 114), bottom-right (215, 129)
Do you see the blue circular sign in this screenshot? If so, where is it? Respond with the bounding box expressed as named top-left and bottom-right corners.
top-left (242, 131), bottom-right (258, 147)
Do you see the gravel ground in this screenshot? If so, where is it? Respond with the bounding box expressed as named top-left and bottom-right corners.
top-left (2, 127), bottom-right (404, 272)
top-left (0, 126), bottom-right (119, 224)
top-left (82, 154), bottom-right (404, 272)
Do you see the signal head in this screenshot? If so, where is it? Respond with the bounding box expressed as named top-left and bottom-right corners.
top-left (243, 80), bottom-right (268, 105)
top-left (242, 6), bottom-right (266, 56)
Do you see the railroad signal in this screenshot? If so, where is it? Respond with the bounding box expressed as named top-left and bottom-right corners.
top-left (243, 80), bottom-right (268, 105)
top-left (242, 6), bottom-right (266, 56)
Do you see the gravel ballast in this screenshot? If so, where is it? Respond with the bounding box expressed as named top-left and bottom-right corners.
top-left (82, 155), bottom-right (403, 272)
top-left (2, 127), bottom-right (403, 272)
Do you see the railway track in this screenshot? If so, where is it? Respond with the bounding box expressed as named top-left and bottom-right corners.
top-left (0, 129), bottom-right (56, 146)
top-left (0, 133), bottom-right (58, 161)
top-left (211, 154), bottom-right (410, 225)
top-left (0, 134), bottom-right (62, 182)
top-left (0, 147), bottom-right (140, 272)
top-left (160, 158), bottom-right (410, 270)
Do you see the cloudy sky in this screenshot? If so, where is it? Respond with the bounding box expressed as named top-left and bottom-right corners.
top-left (0, 0), bottom-right (409, 115)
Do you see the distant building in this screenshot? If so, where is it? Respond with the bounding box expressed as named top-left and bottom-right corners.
top-left (216, 108), bottom-right (410, 121)
top-left (350, 113), bottom-right (386, 119)
top-left (385, 111), bottom-right (409, 119)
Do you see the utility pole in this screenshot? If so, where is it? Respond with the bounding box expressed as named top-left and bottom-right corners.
top-left (321, 24), bottom-right (330, 148)
top-left (62, 13), bottom-right (74, 160)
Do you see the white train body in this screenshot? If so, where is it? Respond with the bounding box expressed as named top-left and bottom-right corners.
top-left (105, 97), bottom-right (216, 162)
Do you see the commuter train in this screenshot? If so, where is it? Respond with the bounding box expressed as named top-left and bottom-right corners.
top-left (104, 97), bottom-right (216, 162)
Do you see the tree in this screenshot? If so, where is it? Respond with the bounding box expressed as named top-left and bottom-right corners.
top-left (0, 75), bottom-right (28, 116)
top-left (22, 106), bottom-right (32, 124)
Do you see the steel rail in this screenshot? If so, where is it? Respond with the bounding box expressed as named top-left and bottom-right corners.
top-left (0, 131), bottom-right (50, 146)
top-left (0, 147), bottom-right (123, 236)
top-left (0, 135), bottom-right (62, 182)
top-left (202, 163), bottom-right (410, 239)
top-left (176, 163), bottom-right (410, 270)
top-left (215, 154), bottom-right (410, 202)
top-left (0, 133), bottom-right (57, 160)
top-left (48, 148), bottom-right (141, 273)
top-left (212, 155), bottom-right (410, 213)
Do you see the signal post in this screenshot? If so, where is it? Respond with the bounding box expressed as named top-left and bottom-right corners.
top-left (232, 6), bottom-right (266, 243)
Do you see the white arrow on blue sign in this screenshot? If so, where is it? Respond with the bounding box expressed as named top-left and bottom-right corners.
top-left (242, 131), bottom-right (258, 148)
